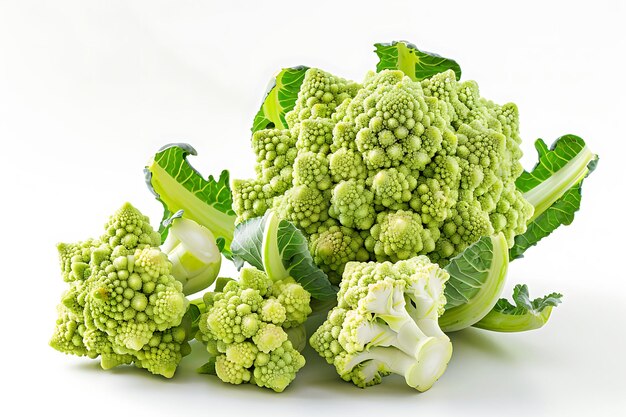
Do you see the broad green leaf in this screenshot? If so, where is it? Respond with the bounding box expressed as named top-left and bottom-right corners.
top-left (231, 215), bottom-right (266, 271)
top-left (145, 144), bottom-right (236, 251)
top-left (473, 284), bottom-right (562, 332)
top-left (374, 41), bottom-right (461, 81)
top-left (273, 215), bottom-right (337, 300)
top-left (510, 135), bottom-right (598, 259)
top-left (510, 183), bottom-right (582, 260)
top-left (439, 233), bottom-right (509, 332)
top-left (231, 211), bottom-right (337, 301)
top-left (252, 66), bottom-right (309, 132)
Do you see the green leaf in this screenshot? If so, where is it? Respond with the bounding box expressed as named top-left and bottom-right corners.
top-left (252, 66), bottom-right (309, 132)
top-left (273, 214), bottom-right (337, 300)
top-left (178, 302), bottom-right (203, 340)
top-left (214, 277), bottom-right (235, 293)
top-left (145, 143), bottom-right (236, 250)
top-left (439, 233), bottom-right (509, 332)
top-left (197, 357), bottom-right (217, 375)
top-left (230, 211), bottom-right (337, 301)
top-left (186, 303), bottom-right (202, 328)
top-left (231, 215), bottom-right (266, 271)
top-left (510, 135), bottom-right (598, 259)
top-left (473, 284), bottom-right (562, 332)
top-left (510, 183), bottom-right (582, 260)
top-left (374, 41), bottom-right (461, 81)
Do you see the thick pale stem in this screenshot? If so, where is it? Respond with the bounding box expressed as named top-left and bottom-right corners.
top-left (358, 318), bottom-right (428, 359)
top-left (262, 210), bottom-right (290, 282)
top-left (342, 346), bottom-right (416, 379)
top-left (162, 217), bottom-right (222, 295)
top-left (473, 306), bottom-right (554, 332)
top-left (409, 337), bottom-right (453, 391)
top-left (342, 344), bottom-right (451, 392)
top-left (523, 146), bottom-right (595, 221)
top-left (439, 233), bottom-right (509, 332)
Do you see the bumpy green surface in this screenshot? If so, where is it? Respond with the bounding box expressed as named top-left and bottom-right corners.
top-left (50, 203), bottom-right (193, 378)
top-left (196, 268), bottom-right (310, 392)
top-left (233, 68), bottom-right (533, 283)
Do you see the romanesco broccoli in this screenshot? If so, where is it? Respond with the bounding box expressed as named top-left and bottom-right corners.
top-left (310, 256), bottom-right (452, 391)
top-left (233, 68), bottom-right (534, 282)
top-left (50, 203), bottom-right (194, 378)
top-left (196, 267), bottom-right (311, 392)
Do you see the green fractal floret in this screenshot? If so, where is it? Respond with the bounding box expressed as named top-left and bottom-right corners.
top-left (296, 119), bottom-right (335, 154)
top-left (196, 267), bottom-right (310, 392)
top-left (310, 222), bottom-right (370, 284)
top-left (235, 66), bottom-right (534, 274)
top-left (274, 185), bottom-right (330, 234)
top-left (50, 203), bottom-right (194, 378)
top-left (253, 341), bottom-right (306, 392)
top-left (293, 151), bottom-right (332, 190)
top-left (287, 68), bottom-right (361, 125)
top-left (367, 210), bottom-right (438, 262)
top-left (370, 167), bottom-right (417, 209)
top-left (329, 180), bottom-right (376, 230)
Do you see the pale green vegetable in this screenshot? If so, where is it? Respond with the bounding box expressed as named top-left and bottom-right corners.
top-left (50, 203), bottom-right (195, 378)
top-left (195, 267), bottom-right (310, 392)
top-left (310, 256), bottom-right (452, 391)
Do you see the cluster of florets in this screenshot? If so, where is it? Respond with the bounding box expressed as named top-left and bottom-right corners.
top-left (50, 203), bottom-right (193, 378)
top-left (196, 268), bottom-right (311, 392)
top-left (233, 68), bottom-right (533, 283)
top-left (310, 256), bottom-right (452, 391)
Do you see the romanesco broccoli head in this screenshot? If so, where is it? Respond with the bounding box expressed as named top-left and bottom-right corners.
top-left (234, 67), bottom-right (535, 272)
top-left (196, 267), bottom-right (310, 392)
top-left (50, 203), bottom-right (194, 378)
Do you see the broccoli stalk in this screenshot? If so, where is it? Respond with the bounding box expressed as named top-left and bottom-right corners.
top-left (161, 216), bottom-right (222, 296)
top-left (339, 279), bottom-right (452, 391)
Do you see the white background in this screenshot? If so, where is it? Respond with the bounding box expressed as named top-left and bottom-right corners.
top-left (1, 1), bottom-right (624, 416)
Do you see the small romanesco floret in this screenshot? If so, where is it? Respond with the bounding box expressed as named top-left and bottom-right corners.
top-left (196, 267), bottom-right (311, 392)
top-left (309, 221), bottom-right (370, 284)
top-left (310, 256), bottom-right (452, 391)
top-left (233, 67), bottom-right (534, 272)
top-left (50, 203), bottom-right (195, 378)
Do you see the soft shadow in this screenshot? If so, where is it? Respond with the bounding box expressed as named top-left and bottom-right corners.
top-left (448, 327), bottom-right (519, 361)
